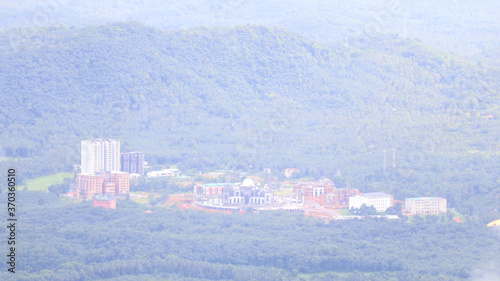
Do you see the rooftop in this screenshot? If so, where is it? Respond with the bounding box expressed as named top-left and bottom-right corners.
top-left (406, 197), bottom-right (445, 201)
top-left (205, 183), bottom-right (235, 187)
top-left (94, 196), bottom-right (116, 201)
top-left (359, 192), bottom-right (391, 197)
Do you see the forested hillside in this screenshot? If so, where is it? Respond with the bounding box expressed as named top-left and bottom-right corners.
top-left (0, 192), bottom-right (499, 280)
top-left (2, 0), bottom-right (499, 62)
top-left (0, 22), bottom-right (499, 214)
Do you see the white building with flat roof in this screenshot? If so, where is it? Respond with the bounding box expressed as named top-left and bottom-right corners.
top-left (405, 197), bottom-right (447, 214)
top-left (147, 169), bottom-right (181, 178)
top-left (349, 192), bottom-right (393, 212)
top-left (81, 139), bottom-right (121, 174)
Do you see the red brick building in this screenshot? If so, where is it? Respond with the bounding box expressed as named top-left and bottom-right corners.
top-left (293, 179), bottom-right (334, 197)
top-left (292, 179), bottom-right (359, 208)
top-left (77, 174), bottom-right (103, 198)
top-left (93, 196), bottom-right (116, 210)
top-left (77, 171), bottom-right (130, 199)
top-left (327, 188), bottom-right (360, 208)
top-left (103, 172), bottom-right (130, 195)
top-left (102, 182), bottom-right (116, 196)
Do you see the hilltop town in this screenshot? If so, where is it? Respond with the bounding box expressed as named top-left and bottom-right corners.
top-left (68, 139), bottom-right (448, 220)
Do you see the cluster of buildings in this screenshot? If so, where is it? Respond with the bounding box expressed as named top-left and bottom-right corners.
top-left (194, 178), bottom-right (303, 212)
top-left (75, 139), bottom-right (146, 207)
top-left (292, 178), bottom-right (359, 208)
top-left (194, 176), bottom-right (448, 216)
top-left (348, 193), bottom-right (447, 215)
top-left (75, 139), bottom-right (448, 215)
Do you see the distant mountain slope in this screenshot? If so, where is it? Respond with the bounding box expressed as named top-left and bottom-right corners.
top-left (1, 0), bottom-right (499, 62)
top-left (0, 22), bottom-right (498, 212)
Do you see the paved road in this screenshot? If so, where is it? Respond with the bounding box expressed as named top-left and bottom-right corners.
top-left (305, 200), bottom-right (340, 219)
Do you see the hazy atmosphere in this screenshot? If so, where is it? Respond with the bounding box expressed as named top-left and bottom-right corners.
top-left (0, 1), bottom-right (499, 280)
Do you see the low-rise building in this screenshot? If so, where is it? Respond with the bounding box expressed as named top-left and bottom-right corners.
top-left (147, 169), bottom-right (181, 178)
top-left (129, 173), bottom-right (142, 179)
top-left (326, 188), bottom-right (360, 208)
top-left (93, 196), bottom-right (116, 210)
top-left (349, 192), bottom-right (393, 212)
top-left (293, 178), bottom-right (334, 197)
top-left (405, 197), bottom-right (447, 214)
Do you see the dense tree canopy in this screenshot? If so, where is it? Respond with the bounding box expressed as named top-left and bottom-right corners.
top-left (0, 191), bottom-right (499, 280)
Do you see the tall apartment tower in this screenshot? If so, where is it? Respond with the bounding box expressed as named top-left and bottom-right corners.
top-left (81, 139), bottom-right (121, 174)
top-left (121, 152), bottom-right (145, 176)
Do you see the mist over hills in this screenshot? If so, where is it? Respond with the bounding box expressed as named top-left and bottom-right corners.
top-left (0, 22), bottom-right (499, 213)
top-left (2, 0), bottom-right (499, 62)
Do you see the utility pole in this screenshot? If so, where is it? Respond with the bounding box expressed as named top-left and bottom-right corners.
top-left (383, 149), bottom-right (387, 172)
top-left (392, 148), bottom-right (396, 170)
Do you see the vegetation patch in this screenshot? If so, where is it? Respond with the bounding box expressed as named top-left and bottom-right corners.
top-left (19, 172), bottom-right (74, 192)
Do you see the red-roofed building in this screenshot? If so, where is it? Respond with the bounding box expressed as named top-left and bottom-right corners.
top-left (293, 178), bottom-right (334, 197)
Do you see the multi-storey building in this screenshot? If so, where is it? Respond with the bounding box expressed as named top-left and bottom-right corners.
top-left (76, 174), bottom-right (104, 198)
top-left (121, 152), bottom-right (145, 176)
top-left (349, 192), bottom-right (393, 212)
top-left (405, 197), bottom-right (447, 214)
top-left (77, 171), bottom-right (129, 199)
top-left (103, 171), bottom-right (130, 195)
top-left (81, 139), bottom-right (121, 174)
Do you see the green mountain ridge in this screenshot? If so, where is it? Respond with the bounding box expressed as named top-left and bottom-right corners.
top-left (2, 0), bottom-right (499, 62)
top-left (0, 22), bottom-right (498, 213)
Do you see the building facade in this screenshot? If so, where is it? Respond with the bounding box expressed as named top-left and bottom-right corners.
top-left (194, 178), bottom-right (284, 208)
top-left (77, 174), bottom-right (103, 198)
top-left (103, 171), bottom-right (130, 195)
top-left (349, 192), bottom-right (393, 212)
top-left (121, 152), bottom-right (145, 176)
top-left (77, 171), bottom-right (129, 199)
top-left (326, 188), bottom-right (360, 208)
top-left (405, 197), bottom-right (447, 214)
top-left (293, 181), bottom-right (334, 197)
top-left (93, 196), bottom-right (117, 210)
top-left (81, 139), bottom-right (121, 174)
top-left (147, 169), bottom-right (181, 178)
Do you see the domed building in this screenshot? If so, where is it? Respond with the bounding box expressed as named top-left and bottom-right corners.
top-left (487, 219), bottom-right (500, 227)
top-left (242, 178), bottom-right (255, 187)
top-left (193, 177), bottom-right (305, 212)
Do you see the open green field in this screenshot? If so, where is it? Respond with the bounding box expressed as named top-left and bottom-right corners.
top-left (20, 172), bottom-right (75, 192)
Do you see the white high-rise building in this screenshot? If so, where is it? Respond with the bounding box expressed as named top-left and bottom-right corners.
top-left (81, 139), bottom-right (121, 174)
